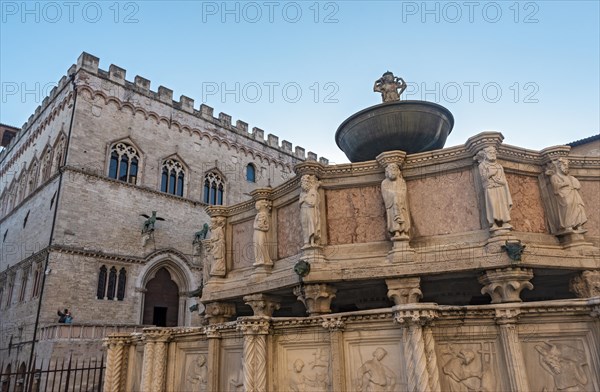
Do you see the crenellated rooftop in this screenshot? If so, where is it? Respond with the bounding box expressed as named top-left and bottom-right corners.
top-left (1, 52), bottom-right (329, 166)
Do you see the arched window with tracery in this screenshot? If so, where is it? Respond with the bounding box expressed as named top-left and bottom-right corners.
top-left (31, 262), bottom-right (42, 299)
top-left (108, 142), bottom-right (139, 184)
top-left (160, 158), bottom-right (185, 197)
top-left (41, 148), bottom-right (53, 182)
top-left (53, 136), bottom-right (66, 172)
top-left (203, 172), bottom-right (224, 205)
top-left (27, 161), bottom-right (39, 195)
top-left (17, 173), bottom-right (27, 204)
top-left (97, 265), bottom-right (107, 299)
top-left (246, 163), bottom-right (256, 182)
top-left (117, 268), bottom-right (126, 300)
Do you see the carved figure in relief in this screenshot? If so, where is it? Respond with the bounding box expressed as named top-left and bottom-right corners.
top-left (356, 347), bottom-right (397, 392)
top-left (288, 349), bottom-right (330, 392)
top-left (288, 359), bottom-right (308, 392)
top-left (381, 163), bottom-right (411, 240)
top-left (546, 158), bottom-right (587, 233)
top-left (374, 71), bottom-right (407, 103)
top-left (475, 146), bottom-right (513, 231)
top-left (253, 200), bottom-right (272, 265)
top-left (442, 348), bottom-right (491, 392)
top-left (185, 354), bottom-right (207, 392)
top-left (299, 175), bottom-right (321, 248)
top-left (535, 342), bottom-right (588, 391)
top-left (206, 216), bottom-right (226, 277)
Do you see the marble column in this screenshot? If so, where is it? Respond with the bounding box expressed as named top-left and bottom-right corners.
top-left (139, 329), bottom-right (172, 392)
top-left (205, 325), bottom-right (222, 392)
top-left (495, 308), bottom-right (530, 392)
top-left (394, 305), bottom-right (439, 392)
top-left (322, 317), bottom-right (346, 392)
top-left (103, 334), bottom-right (131, 392)
top-left (237, 317), bottom-right (271, 392)
top-left (478, 267), bottom-right (534, 304)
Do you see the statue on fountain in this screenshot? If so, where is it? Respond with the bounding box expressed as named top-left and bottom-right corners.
top-left (374, 71), bottom-right (407, 102)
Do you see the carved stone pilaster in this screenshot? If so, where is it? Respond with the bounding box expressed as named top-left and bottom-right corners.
top-left (237, 317), bottom-right (271, 392)
top-left (570, 270), bottom-right (600, 298)
top-left (478, 267), bottom-right (533, 303)
top-left (294, 283), bottom-right (337, 316)
top-left (103, 334), bottom-right (132, 392)
top-left (142, 329), bottom-right (172, 392)
top-left (139, 337), bottom-right (155, 392)
top-left (494, 308), bottom-right (530, 392)
top-left (205, 325), bottom-right (221, 392)
top-left (244, 294), bottom-right (281, 317)
top-left (386, 277), bottom-right (422, 305)
top-left (205, 302), bottom-right (236, 324)
top-left (322, 317), bottom-right (346, 392)
top-left (394, 305), bottom-right (438, 392)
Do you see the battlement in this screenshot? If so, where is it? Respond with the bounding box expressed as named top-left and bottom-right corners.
top-left (3, 52), bottom-right (330, 165)
top-left (83, 53), bottom-right (332, 163)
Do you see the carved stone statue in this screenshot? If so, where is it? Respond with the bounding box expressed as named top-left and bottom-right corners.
top-left (299, 174), bottom-right (321, 249)
top-left (442, 348), bottom-right (491, 392)
top-left (381, 163), bottom-right (411, 241)
top-left (253, 200), bottom-right (272, 266)
top-left (535, 342), bottom-right (589, 391)
top-left (374, 71), bottom-right (407, 103)
top-left (206, 216), bottom-right (226, 277)
top-left (546, 158), bottom-right (587, 233)
top-left (356, 347), bottom-right (397, 392)
top-left (475, 146), bottom-right (513, 232)
top-left (288, 359), bottom-right (307, 392)
top-left (185, 354), bottom-right (208, 391)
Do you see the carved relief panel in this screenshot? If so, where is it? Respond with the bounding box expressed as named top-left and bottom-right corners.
top-left (273, 329), bottom-right (331, 392)
top-left (343, 330), bottom-right (406, 392)
top-left (220, 345), bottom-right (244, 392)
top-left (171, 340), bottom-right (210, 392)
top-left (522, 337), bottom-right (598, 392)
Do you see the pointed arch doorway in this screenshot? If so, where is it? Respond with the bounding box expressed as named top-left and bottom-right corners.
top-left (142, 267), bottom-right (179, 327)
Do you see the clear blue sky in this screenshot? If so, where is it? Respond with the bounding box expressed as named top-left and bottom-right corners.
top-left (1, 1), bottom-right (599, 163)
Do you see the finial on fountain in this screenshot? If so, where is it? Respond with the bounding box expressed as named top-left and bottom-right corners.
top-left (373, 71), bottom-right (407, 102)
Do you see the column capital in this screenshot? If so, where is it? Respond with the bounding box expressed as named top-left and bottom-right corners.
top-left (205, 301), bottom-right (236, 324)
top-left (478, 267), bottom-right (533, 303)
top-left (494, 307), bottom-right (522, 325)
top-left (244, 293), bottom-right (281, 317)
top-left (321, 317), bottom-right (345, 332)
top-left (237, 316), bottom-right (271, 335)
top-left (393, 304), bottom-right (438, 326)
top-left (294, 283), bottom-right (337, 316)
top-left (386, 277), bottom-right (422, 305)
top-left (143, 328), bottom-right (173, 343)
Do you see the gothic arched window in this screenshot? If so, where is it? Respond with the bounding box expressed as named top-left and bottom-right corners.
top-left (41, 148), bottom-right (53, 182)
top-left (203, 172), bottom-right (224, 205)
top-left (117, 268), bottom-right (126, 301)
top-left (97, 265), bottom-right (107, 299)
top-left (246, 163), bottom-right (256, 182)
top-left (53, 136), bottom-right (66, 172)
top-left (160, 159), bottom-right (185, 197)
top-left (108, 142), bottom-right (139, 184)
top-left (106, 266), bottom-right (117, 300)
top-left (27, 161), bottom-right (39, 195)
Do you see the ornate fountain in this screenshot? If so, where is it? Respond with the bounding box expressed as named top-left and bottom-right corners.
top-left (335, 71), bottom-right (455, 162)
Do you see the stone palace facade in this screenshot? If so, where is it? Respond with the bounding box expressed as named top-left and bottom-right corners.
top-left (0, 52), bottom-right (326, 376)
